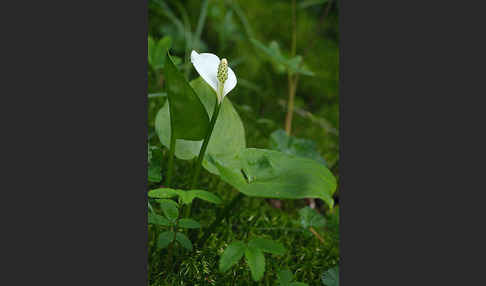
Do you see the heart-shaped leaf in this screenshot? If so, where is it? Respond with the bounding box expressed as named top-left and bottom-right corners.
top-left (208, 148), bottom-right (337, 208)
top-left (155, 77), bottom-right (246, 174)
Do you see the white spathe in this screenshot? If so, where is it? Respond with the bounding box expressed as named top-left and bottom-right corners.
top-left (190, 50), bottom-right (237, 103)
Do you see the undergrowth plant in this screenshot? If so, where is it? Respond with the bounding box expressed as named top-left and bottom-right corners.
top-left (219, 238), bottom-right (286, 281)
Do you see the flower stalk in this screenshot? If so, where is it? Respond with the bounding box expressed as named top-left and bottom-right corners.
top-left (186, 56), bottom-right (231, 217)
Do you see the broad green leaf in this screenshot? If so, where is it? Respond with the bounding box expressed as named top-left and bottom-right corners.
top-left (157, 231), bottom-right (175, 249)
top-left (155, 77), bottom-right (246, 174)
top-left (148, 36), bottom-right (172, 70)
top-left (290, 283), bottom-right (308, 286)
top-left (298, 207), bottom-right (327, 229)
top-left (277, 269), bottom-right (293, 285)
top-left (148, 212), bottom-right (171, 226)
top-left (208, 148), bottom-right (337, 208)
top-left (163, 54), bottom-right (210, 140)
top-left (245, 245), bottom-right (265, 281)
top-left (248, 238), bottom-right (286, 255)
top-left (178, 218), bottom-right (201, 229)
top-left (219, 241), bottom-right (246, 272)
top-left (322, 266), bottom-right (339, 286)
top-left (270, 129), bottom-right (327, 166)
top-left (158, 199), bottom-right (178, 221)
top-left (175, 233), bottom-right (193, 251)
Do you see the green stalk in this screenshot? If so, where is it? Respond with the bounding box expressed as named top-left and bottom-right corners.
top-left (165, 126), bottom-right (176, 186)
top-left (167, 199), bottom-right (182, 270)
top-left (185, 100), bottom-right (221, 217)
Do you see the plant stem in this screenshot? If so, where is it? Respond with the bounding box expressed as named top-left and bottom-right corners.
top-left (185, 100), bottom-right (221, 217)
top-left (197, 192), bottom-right (244, 247)
top-left (284, 0), bottom-right (298, 135)
top-left (309, 226), bottom-right (325, 244)
top-left (285, 74), bottom-right (296, 135)
top-left (165, 126), bottom-right (176, 186)
top-left (167, 200), bottom-right (182, 270)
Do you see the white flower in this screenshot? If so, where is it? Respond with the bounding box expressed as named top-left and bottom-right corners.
top-left (190, 50), bottom-right (237, 104)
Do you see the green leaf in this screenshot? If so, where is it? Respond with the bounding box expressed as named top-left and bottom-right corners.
top-left (322, 266), bottom-right (339, 286)
top-left (148, 36), bottom-right (172, 70)
top-left (178, 218), bottom-right (201, 229)
top-left (148, 188), bottom-right (222, 205)
top-left (245, 245), bottom-right (265, 281)
top-left (157, 231), bottom-right (174, 249)
top-left (186, 190), bottom-right (223, 204)
top-left (250, 38), bottom-right (314, 76)
top-left (277, 269), bottom-right (293, 285)
top-left (158, 199), bottom-right (178, 221)
top-left (148, 212), bottom-right (171, 226)
top-left (148, 188), bottom-right (180, 200)
top-left (175, 233), bottom-right (193, 251)
top-left (155, 77), bottom-right (246, 174)
top-left (298, 207), bottom-right (327, 229)
top-left (219, 241), bottom-right (246, 272)
top-left (270, 129), bottom-right (327, 166)
top-left (208, 148), bottom-right (337, 208)
top-left (248, 238), bottom-right (286, 255)
top-left (277, 269), bottom-right (308, 286)
top-left (163, 54), bottom-right (210, 141)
